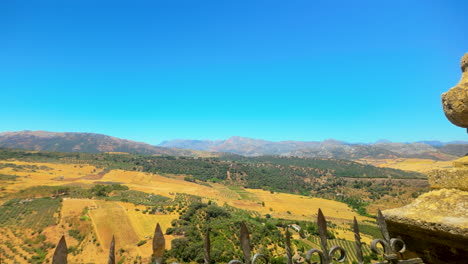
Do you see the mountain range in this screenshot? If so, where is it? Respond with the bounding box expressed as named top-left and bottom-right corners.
top-left (160, 136), bottom-right (468, 160)
top-left (0, 130), bottom-right (205, 157)
top-left (0, 131), bottom-right (467, 160)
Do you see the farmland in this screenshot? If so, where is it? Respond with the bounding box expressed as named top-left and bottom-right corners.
top-left (0, 148), bottom-right (432, 263)
top-left (357, 158), bottom-right (454, 173)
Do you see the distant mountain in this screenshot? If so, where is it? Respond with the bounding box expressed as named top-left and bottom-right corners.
top-left (160, 136), bottom-right (468, 160)
top-left (0, 131), bottom-right (209, 157)
top-left (161, 136), bottom-right (322, 156)
top-left (288, 144), bottom-right (399, 160)
top-left (416, 140), bottom-right (468, 147)
top-left (1, 131), bottom-right (466, 160)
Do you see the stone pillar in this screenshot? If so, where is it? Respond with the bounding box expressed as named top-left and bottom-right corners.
top-left (442, 52), bottom-right (468, 132)
top-left (383, 53), bottom-right (468, 264)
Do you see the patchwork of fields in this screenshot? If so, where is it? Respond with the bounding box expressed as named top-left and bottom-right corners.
top-left (357, 158), bottom-right (454, 173)
top-left (0, 158), bottom-right (423, 263)
top-left (0, 160), bottom-right (372, 222)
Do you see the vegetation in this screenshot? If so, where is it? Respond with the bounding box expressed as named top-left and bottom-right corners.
top-left (0, 148), bottom-right (428, 210)
top-left (4, 184), bottom-right (170, 207)
top-left (0, 173), bottom-right (18, 181)
top-left (0, 148), bottom-right (426, 263)
top-left (351, 222), bottom-right (383, 239)
top-left (221, 155), bottom-right (426, 179)
top-left (165, 197), bottom-right (380, 264)
top-left (166, 198), bottom-right (285, 263)
top-left (0, 197), bottom-right (61, 229)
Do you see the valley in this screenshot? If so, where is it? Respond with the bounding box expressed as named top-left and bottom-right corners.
top-left (0, 147), bottom-right (443, 263)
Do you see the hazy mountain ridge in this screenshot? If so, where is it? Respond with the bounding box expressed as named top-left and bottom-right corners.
top-left (1, 131), bottom-right (466, 160)
top-left (0, 131), bottom-right (208, 157)
top-left (161, 136), bottom-right (468, 160)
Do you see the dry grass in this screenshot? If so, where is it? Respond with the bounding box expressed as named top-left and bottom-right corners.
top-left (0, 160), bottom-right (373, 224)
top-left (357, 158), bottom-right (454, 173)
top-left (245, 189), bottom-right (373, 222)
top-left (0, 160), bottom-right (103, 193)
top-left (0, 159), bottom-right (383, 260)
top-left (333, 224), bottom-right (373, 244)
top-left (0, 227), bottom-right (36, 263)
top-left (88, 200), bottom-right (142, 256)
top-left (59, 199), bottom-right (179, 263)
top-left (100, 170), bottom-right (372, 222)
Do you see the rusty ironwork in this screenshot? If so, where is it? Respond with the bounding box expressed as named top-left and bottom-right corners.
top-left (46, 208), bottom-right (427, 264)
top-left (285, 227), bottom-right (293, 264)
top-left (153, 223), bottom-right (165, 264)
top-left (240, 222), bottom-right (252, 264)
top-left (369, 210), bottom-right (424, 264)
top-left (353, 217), bottom-right (364, 264)
top-left (204, 228), bottom-right (212, 264)
top-left (52, 235), bottom-right (68, 264)
top-left (108, 235), bottom-right (115, 264)
top-left (228, 222), bottom-right (269, 264)
top-left (228, 222), bottom-right (251, 264)
top-left (305, 209), bottom-right (346, 264)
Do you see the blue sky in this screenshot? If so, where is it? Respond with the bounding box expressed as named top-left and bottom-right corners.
top-left (1, 0), bottom-right (467, 144)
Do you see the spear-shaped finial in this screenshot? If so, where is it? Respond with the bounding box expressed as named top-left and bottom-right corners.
top-left (376, 209), bottom-right (391, 242)
top-left (204, 228), bottom-right (211, 264)
top-left (306, 209), bottom-right (346, 264)
top-left (108, 235), bottom-right (115, 264)
top-left (52, 236), bottom-right (68, 264)
top-left (240, 222), bottom-right (251, 264)
top-left (285, 227), bottom-right (292, 264)
top-left (353, 217), bottom-right (363, 264)
top-left (317, 209), bottom-right (330, 263)
top-left (153, 223), bottom-right (165, 264)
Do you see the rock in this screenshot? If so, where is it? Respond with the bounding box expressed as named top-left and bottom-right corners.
top-left (384, 189), bottom-right (468, 264)
top-left (426, 156), bottom-right (468, 191)
top-left (427, 169), bottom-right (468, 191)
top-left (384, 189), bottom-right (468, 235)
top-left (442, 53), bottom-right (468, 129)
top-left (384, 53), bottom-right (468, 264)
top-left (452, 156), bottom-right (468, 168)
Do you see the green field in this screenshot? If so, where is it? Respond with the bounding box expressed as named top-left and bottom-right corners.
top-left (0, 197), bottom-right (61, 229)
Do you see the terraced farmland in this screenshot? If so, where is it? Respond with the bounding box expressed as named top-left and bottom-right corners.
top-left (307, 236), bottom-right (375, 264)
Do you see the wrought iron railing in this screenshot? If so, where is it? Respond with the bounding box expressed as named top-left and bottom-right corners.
top-left (51, 209), bottom-right (424, 264)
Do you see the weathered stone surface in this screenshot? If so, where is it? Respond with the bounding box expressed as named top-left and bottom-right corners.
top-left (452, 155), bottom-right (468, 168)
top-left (442, 53), bottom-right (468, 129)
top-left (427, 156), bottom-right (468, 191)
top-left (427, 169), bottom-right (468, 191)
top-left (387, 53), bottom-right (468, 264)
top-left (384, 189), bottom-right (468, 264)
top-left (384, 189), bottom-right (467, 235)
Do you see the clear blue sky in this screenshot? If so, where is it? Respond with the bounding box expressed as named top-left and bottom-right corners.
top-left (1, 0), bottom-right (467, 144)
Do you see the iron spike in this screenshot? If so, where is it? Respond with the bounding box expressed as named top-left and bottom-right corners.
top-left (52, 236), bottom-right (68, 264)
top-left (240, 222), bottom-right (251, 264)
top-left (153, 223), bottom-right (165, 264)
top-left (108, 235), bottom-right (115, 264)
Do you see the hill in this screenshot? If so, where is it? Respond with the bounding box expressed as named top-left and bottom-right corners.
top-left (0, 148), bottom-right (427, 209)
top-left (0, 131), bottom-right (212, 157)
top-left (160, 136), bottom-right (468, 160)
top-left (2, 131), bottom-right (465, 161)
top-left (0, 148), bottom-right (430, 263)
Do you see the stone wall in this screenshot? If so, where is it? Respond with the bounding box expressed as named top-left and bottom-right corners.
top-left (384, 53), bottom-right (468, 264)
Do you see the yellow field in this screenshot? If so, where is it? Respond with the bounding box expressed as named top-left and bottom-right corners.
top-left (0, 160), bottom-right (103, 193)
top-left (28, 198), bottom-right (180, 264)
top-left (244, 189), bottom-right (372, 222)
top-left (119, 202), bottom-right (178, 245)
top-left (0, 160), bottom-right (371, 224)
top-left (357, 158), bottom-right (454, 173)
top-left (0, 227), bottom-right (37, 263)
top-left (98, 170), bottom-right (372, 223)
top-left (0, 159), bottom-right (378, 263)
